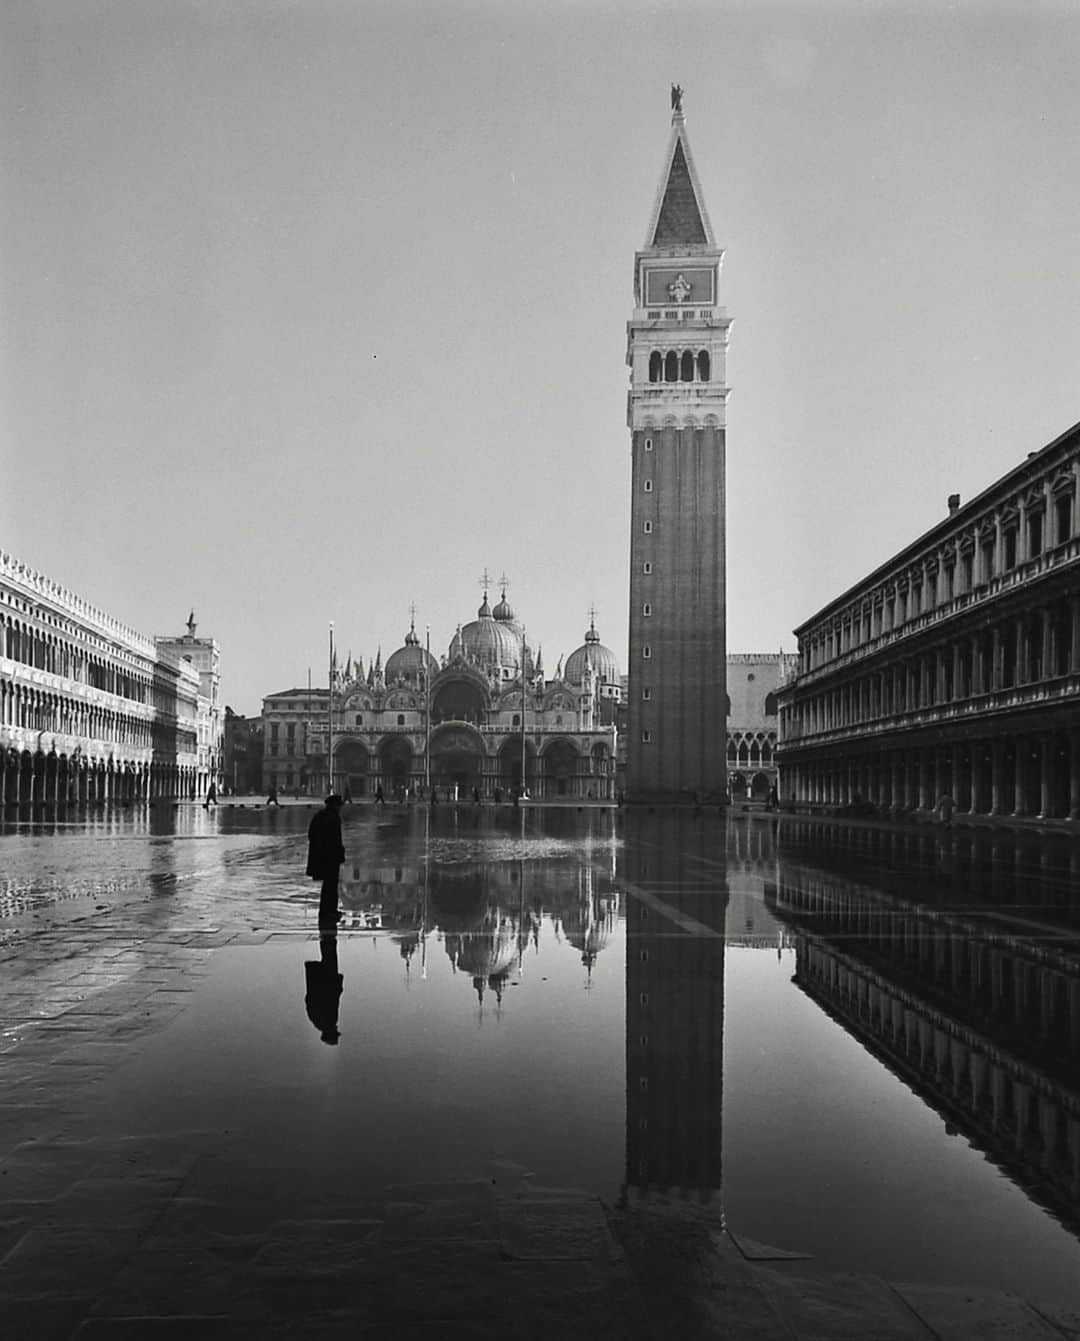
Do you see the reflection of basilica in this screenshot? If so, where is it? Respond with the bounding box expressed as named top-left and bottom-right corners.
top-left (338, 832), bottom-right (622, 1006)
top-left (766, 826), bottom-right (1080, 1233)
top-left (305, 582), bottom-right (619, 801)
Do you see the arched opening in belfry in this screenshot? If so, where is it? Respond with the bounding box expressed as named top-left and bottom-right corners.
top-left (664, 351), bottom-right (678, 382)
top-left (648, 351), bottom-right (662, 382)
top-left (680, 351), bottom-right (694, 381)
top-left (697, 350), bottom-right (710, 381)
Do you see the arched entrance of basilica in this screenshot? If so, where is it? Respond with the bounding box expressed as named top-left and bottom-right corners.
top-left (541, 739), bottom-right (578, 798)
top-left (430, 724), bottom-right (485, 797)
top-left (335, 740), bottom-right (369, 798)
top-left (498, 738), bottom-right (536, 797)
top-left (378, 737), bottom-right (414, 798)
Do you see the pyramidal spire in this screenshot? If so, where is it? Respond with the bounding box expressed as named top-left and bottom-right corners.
top-left (645, 86), bottom-right (714, 249)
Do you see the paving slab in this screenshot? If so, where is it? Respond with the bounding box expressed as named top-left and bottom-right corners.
top-left (894, 1282), bottom-right (1071, 1339)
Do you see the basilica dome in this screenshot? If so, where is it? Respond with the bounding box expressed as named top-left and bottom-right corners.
top-left (385, 620), bottom-right (439, 685)
top-left (564, 618), bottom-right (620, 687)
top-left (452, 594), bottom-right (525, 673)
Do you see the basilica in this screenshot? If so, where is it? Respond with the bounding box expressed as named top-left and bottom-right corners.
top-left (283, 583), bottom-right (621, 801)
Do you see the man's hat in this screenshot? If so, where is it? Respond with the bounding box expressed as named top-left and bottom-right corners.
top-left (326, 794), bottom-right (343, 806)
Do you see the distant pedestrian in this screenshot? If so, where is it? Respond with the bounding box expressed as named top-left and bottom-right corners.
top-left (343, 784), bottom-right (352, 805)
top-left (494, 786), bottom-right (502, 805)
top-left (307, 794), bottom-right (346, 927)
top-left (204, 783), bottom-right (217, 809)
top-left (472, 786), bottom-right (481, 806)
top-left (304, 935), bottom-right (343, 1045)
top-left (766, 784), bottom-right (779, 812)
top-left (937, 792), bottom-right (955, 828)
top-left (266, 786), bottom-right (280, 807)
top-left (375, 783), bottom-right (385, 808)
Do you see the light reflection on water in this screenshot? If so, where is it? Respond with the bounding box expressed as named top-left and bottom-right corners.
top-left (2, 803), bottom-right (1079, 1307)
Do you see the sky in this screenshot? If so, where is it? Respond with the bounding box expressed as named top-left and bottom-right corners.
top-left (2, 0), bottom-right (1079, 716)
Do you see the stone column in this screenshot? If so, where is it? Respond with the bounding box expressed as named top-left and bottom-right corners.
top-left (1014, 736), bottom-right (1027, 816)
top-left (990, 741), bottom-right (1004, 815)
top-left (1069, 730), bottom-right (1080, 821)
top-left (1039, 734), bottom-right (1053, 819)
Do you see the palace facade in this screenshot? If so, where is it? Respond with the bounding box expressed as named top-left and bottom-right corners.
top-left (626, 90), bottom-right (730, 803)
top-left (263, 586), bottom-right (621, 801)
top-left (776, 420), bottom-right (1080, 821)
top-left (726, 652), bottom-right (799, 803)
top-left (0, 549), bottom-right (223, 804)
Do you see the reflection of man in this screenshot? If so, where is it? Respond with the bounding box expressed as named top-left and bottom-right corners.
top-left (304, 936), bottom-right (343, 1045)
top-left (307, 794), bottom-right (346, 926)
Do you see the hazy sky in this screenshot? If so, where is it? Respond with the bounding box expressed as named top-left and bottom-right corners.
top-left (2, 1), bottom-right (1078, 715)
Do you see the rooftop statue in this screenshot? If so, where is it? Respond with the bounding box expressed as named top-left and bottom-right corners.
top-left (670, 83), bottom-right (683, 114)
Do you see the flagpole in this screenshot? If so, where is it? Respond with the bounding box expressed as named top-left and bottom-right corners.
top-left (328, 622), bottom-right (335, 795)
top-left (425, 624), bottom-right (432, 793)
top-left (520, 625), bottom-right (527, 800)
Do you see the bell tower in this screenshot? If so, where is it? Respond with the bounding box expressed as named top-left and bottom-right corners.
top-left (626, 88), bottom-right (730, 803)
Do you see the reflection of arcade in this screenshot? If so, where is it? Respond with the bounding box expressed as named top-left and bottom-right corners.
top-left (620, 810), bottom-right (728, 1209)
top-left (767, 857), bottom-right (1080, 1232)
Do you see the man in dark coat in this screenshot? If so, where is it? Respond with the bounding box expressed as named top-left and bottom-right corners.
top-left (307, 794), bottom-right (346, 926)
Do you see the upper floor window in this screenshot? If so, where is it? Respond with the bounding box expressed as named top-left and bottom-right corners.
top-left (642, 645), bottom-right (652, 659)
top-left (642, 687), bottom-right (652, 700)
top-left (648, 352), bottom-right (662, 383)
top-left (680, 351), bottom-right (695, 381)
top-left (643, 520), bottom-right (653, 534)
top-left (697, 351), bottom-right (710, 381)
top-left (664, 351), bottom-right (678, 382)
top-left (1029, 510), bottom-right (1044, 559)
top-left (643, 561), bottom-right (653, 574)
top-left (642, 603), bottom-right (652, 616)
top-left (1004, 528), bottom-right (1017, 570)
top-left (396, 714), bottom-right (405, 726)
top-left (644, 437), bottom-right (653, 452)
top-left (1056, 492), bottom-right (1073, 545)
top-left (643, 480), bottom-right (653, 493)
top-left (355, 714), bottom-right (363, 725)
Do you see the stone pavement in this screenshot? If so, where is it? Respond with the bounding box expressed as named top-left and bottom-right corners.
top-left (3, 906), bottom-right (1080, 1337)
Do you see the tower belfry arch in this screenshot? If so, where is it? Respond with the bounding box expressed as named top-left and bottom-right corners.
top-left (626, 90), bottom-right (730, 802)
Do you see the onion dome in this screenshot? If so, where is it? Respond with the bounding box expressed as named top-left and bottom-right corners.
top-left (457, 590), bottom-right (523, 672)
top-left (385, 616), bottom-right (438, 685)
top-left (564, 614), bottom-right (620, 687)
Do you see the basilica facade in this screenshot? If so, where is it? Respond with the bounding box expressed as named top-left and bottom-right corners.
top-left (268, 585), bottom-right (621, 801)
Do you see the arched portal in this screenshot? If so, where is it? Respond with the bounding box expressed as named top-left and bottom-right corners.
top-left (498, 738), bottom-right (536, 797)
top-left (336, 740), bottom-right (369, 797)
top-left (750, 772), bottom-right (770, 801)
top-left (542, 738), bottom-right (579, 798)
top-left (431, 678), bottom-right (487, 726)
top-left (379, 737), bottom-right (414, 797)
top-left (430, 724), bottom-right (484, 797)
top-left (729, 772), bottom-right (747, 802)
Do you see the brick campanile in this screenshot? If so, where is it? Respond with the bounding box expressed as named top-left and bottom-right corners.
top-left (626, 90), bottom-right (730, 803)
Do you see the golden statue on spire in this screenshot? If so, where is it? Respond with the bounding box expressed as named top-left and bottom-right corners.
top-left (671, 83), bottom-right (683, 114)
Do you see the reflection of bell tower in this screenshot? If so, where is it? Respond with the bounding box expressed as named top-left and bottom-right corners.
top-left (626, 88), bottom-right (730, 802)
top-left (621, 810), bottom-right (728, 1206)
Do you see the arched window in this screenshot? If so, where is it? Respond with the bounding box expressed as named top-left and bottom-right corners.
top-left (680, 350), bottom-right (694, 381)
top-left (764, 692), bottom-right (778, 715)
top-left (648, 351), bottom-right (662, 383)
top-left (697, 350), bottom-right (710, 381)
top-left (664, 351), bottom-right (678, 382)
top-left (396, 713), bottom-right (405, 726)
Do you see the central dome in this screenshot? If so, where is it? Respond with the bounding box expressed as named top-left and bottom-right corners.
top-left (451, 590), bottom-right (526, 673)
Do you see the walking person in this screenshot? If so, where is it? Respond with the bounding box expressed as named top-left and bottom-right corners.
top-left (374, 783), bottom-right (385, 808)
top-left (266, 785), bottom-right (280, 807)
top-left (937, 792), bottom-right (956, 829)
top-left (307, 794), bottom-right (346, 927)
top-left (204, 782), bottom-right (217, 809)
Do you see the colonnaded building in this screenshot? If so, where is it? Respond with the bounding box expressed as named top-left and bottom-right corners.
top-left (626, 88), bottom-right (729, 803)
top-left (0, 549), bottom-right (224, 805)
top-left (777, 419), bottom-right (1080, 822)
top-left (262, 584), bottom-right (621, 801)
